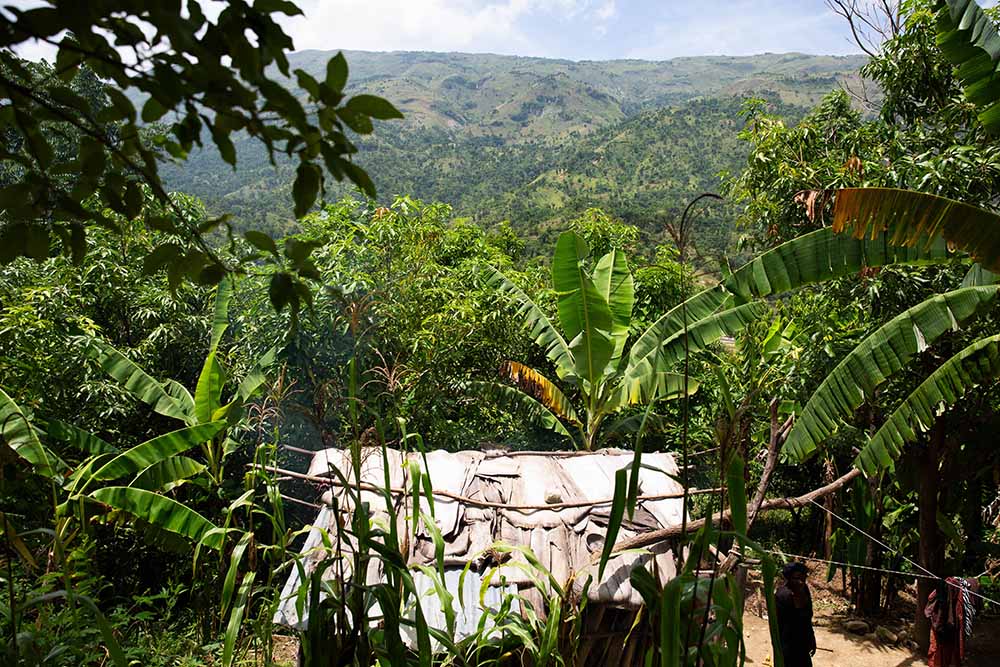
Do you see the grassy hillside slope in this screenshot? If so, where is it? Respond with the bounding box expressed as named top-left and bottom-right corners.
top-left (162, 50), bottom-right (864, 255)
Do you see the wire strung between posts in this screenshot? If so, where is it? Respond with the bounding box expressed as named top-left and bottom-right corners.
top-left (763, 550), bottom-right (940, 580)
top-left (806, 498), bottom-right (1000, 609)
top-left (807, 498), bottom-right (934, 578)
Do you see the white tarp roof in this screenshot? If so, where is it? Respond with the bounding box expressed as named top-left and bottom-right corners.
top-left (276, 447), bottom-right (685, 636)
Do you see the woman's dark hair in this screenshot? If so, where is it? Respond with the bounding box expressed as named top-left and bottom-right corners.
top-left (782, 562), bottom-right (809, 580)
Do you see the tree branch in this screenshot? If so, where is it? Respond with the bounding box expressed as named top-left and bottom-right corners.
top-left (601, 466), bottom-right (862, 557)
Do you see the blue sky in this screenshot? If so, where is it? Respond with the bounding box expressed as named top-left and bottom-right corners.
top-left (13, 1), bottom-right (997, 63)
top-left (280, 0), bottom-right (868, 60)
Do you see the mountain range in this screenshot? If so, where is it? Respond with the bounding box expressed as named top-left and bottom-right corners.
top-left (162, 49), bottom-right (867, 258)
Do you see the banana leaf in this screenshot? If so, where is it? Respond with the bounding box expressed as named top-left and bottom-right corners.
top-left (784, 285), bottom-right (1000, 461)
top-left (856, 333), bottom-right (1000, 473)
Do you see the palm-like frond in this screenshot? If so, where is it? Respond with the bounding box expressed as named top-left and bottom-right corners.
top-left (552, 232), bottom-right (615, 385)
top-left (236, 346), bottom-right (277, 404)
top-left (90, 486), bottom-right (224, 550)
top-left (467, 380), bottom-right (575, 442)
top-left (208, 277), bottom-right (232, 352)
top-left (46, 419), bottom-right (118, 456)
top-left (725, 225), bottom-right (949, 301)
top-left (934, 0), bottom-right (1000, 133)
top-left (194, 353), bottom-right (226, 424)
top-left (77, 337), bottom-right (192, 424)
top-left (783, 285), bottom-right (1000, 462)
top-left (962, 263), bottom-right (1000, 287)
top-left (500, 361), bottom-right (581, 425)
top-left (132, 456), bottom-right (207, 492)
top-left (91, 422), bottom-right (227, 482)
top-left (0, 387), bottom-right (60, 477)
top-left (605, 372), bottom-right (700, 412)
top-left (593, 248), bottom-right (634, 362)
top-left (195, 279), bottom-right (234, 423)
top-left (625, 285), bottom-right (731, 376)
top-left (832, 188), bottom-right (1000, 272)
top-left (483, 264), bottom-right (575, 380)
top-left (622, 302), bottom-right (766, 391)
top-left (856, 334), bottom-right (1000, 474)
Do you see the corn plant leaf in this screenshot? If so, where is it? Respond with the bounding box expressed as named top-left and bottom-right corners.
top-left (725, 225), bottom-right (949, 301)
top-left (78, 337), bottom-right (192, 424)
top-left (598, 467), bottom-right (628, 581)
top-left (0, 387), bottom-right (59, 477)
top-left (501, 361), bottom-right (580, 425)
top-left (131, 455), bottom-right (207, 491)
top-left (727, 455), bottom-right (748, 538)
top-left (593, 248), bottom-right (635, 362)
top-left (660, 577), bottom-right (683, 667)
top-left (762, 557), bottom-right (784, 667)
top-left (784, 285), bottom-right (1000, 462)
top-left (832, 188), bottom-right (1000, 272)
top-left (222, 571), bottom-right (256, 667)
top-left (934, 0), bottom-right (1000, 134)
top-left (91, 486), bottom-right (224, 549)
top-left (221, 532), bottom-right (253, 619)
top-left (92, 421), bottom-right (227, 481)
top-left (483, 264), bottom-right (575, 380)
top-left (856, 333), bottom-right (1000, 474)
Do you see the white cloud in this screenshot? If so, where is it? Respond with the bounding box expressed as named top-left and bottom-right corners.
top-left (594, 0), bottom-right (616, 21)
top-left (280, 0), bottom-right (592, 56)
top-left (627, 2), bottom-right (853, 60)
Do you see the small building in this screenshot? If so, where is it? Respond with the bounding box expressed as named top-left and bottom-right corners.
top-left (276, 446), bottom-right (686, 665)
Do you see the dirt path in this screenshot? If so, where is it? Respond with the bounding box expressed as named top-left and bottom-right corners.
top-left (743, 611), bottom-right (1000, 666)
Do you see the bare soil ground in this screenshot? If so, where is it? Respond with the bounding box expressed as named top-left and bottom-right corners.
top-left (743, 572), bottom-right (1000, 666)
top-left (745, 612), bottom-right (1000, 666)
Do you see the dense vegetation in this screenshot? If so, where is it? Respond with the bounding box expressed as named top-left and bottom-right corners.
top-left (5, 1), bottom-right (1000, 666)
top-left (161, 50), bottom-right (863, 259)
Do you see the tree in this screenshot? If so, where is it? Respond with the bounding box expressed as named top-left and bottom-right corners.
top-left (0, 1), bottom-right (401, 308)
top-left (725, 0), bottom-right (1000, 622)
top-left (738, 187), bottom-right (1000, 646)
top-left (486, 230), bottom-right (764, 450)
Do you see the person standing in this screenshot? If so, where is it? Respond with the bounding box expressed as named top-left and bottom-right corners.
top-left (775, 561), bottom-right (817, 667)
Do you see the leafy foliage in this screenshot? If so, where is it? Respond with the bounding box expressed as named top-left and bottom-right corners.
top-left (0, 3), bottom-right (399, 292)
top-left (832, 188), bottom-right (1000, 272)
top-left (160, 52), bottom-right (864, 259)
top-left (782, 285), bottom-right (1000, 462)
top-left (488, 230), bottom-right (762, 449)
top-left (856, 333), bottom-right (1000, 472)
top-left (933, 0), bottom-right (1000, 133)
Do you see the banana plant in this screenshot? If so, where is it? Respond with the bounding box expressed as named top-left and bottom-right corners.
top-left (74, 278), bottom-right (276, 485)
top-left (725, 188), bottom-right (1000, 472)
top-left (933, 0), bottom-right (1000, 136)
top-left (485, 231), bottom-right (766, 450)
top-left (25, 278), bottom-right (278, 549)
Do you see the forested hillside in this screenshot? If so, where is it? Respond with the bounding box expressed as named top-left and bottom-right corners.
top-left (163, 50), bottom-right (864, 256)
top-left (9, 2), bottom-right (1000, 665)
